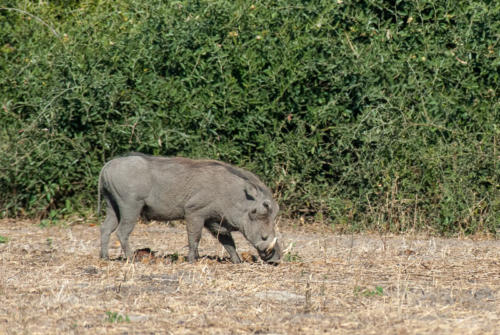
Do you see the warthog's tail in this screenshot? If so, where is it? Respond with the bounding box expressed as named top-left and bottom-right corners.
top-left (97, 161), bottom-right (109, 219)
top-left (97, 168), bottom-right (103, 219)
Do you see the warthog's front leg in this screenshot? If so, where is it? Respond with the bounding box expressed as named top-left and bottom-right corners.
top-left (206, 226), bottom-right (241, 264)
top-left (116, 201), bottom-right (142, 260)
top-left (186, 216), bottom-right (204, 263)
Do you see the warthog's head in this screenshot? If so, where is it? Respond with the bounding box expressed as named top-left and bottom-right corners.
top-left (241, 189), bottom-right (281, 265)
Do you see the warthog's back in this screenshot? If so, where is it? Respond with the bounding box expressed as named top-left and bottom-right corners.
top-left (100, 153), bottom-right (273, 221)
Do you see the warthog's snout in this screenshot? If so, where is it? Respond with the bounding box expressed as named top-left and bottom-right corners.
top-left (257, 238), bottom-right (282, 265)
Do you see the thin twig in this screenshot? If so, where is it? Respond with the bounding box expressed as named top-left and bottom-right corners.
top-left (0, 7), bottom-right (60, 38)
top-left (344, 32), bottom-right (359, 58)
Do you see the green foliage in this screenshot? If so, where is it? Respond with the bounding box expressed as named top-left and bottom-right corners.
top-left (105, 311), bottom-right (130, 323)
top-left (168, 252), bottom-right (180, 262)
top-left (38, 209), bottom-right (62, 228)
top-left (283, 242), bottom-right (302, 262)
top-left (0, 0), bottom-right (498, 234)
top-left (0, 235), bottom-right (8, 243)
top-left (284, 252), bottom-right (302, 263)
top-left (354, 286), bottom-right (384, 297)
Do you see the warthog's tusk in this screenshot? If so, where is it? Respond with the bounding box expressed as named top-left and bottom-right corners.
top-left (266, 237), bottom-right (277, 253)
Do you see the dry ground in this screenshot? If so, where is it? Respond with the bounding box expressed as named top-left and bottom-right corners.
top-left (0, 219), bottom-right (498, 334)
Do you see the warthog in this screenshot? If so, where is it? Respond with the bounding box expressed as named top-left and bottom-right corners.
top-left (98, 153), bottom-right (281, 264)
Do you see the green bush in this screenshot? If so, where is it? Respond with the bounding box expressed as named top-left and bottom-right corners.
top-left (0, 0), bottom-right (498, 234)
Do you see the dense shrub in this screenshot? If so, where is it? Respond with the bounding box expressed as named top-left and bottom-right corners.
top-left (0, 0), bottom-right (498, 234)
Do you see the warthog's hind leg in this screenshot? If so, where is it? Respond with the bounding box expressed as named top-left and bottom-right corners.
top-left (100, 198), bottom-right (119, 259)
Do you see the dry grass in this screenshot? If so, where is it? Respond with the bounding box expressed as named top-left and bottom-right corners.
top-left (0, 219), bottom-right (498, 334)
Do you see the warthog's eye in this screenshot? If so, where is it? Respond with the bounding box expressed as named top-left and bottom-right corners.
top-left (248, 208), bottom-right (259, 221)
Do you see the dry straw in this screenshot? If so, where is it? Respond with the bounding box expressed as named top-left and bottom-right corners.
top-left (0, 219), bottom-right (498, 334)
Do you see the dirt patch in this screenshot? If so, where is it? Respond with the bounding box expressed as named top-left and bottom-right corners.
top-left (0, 219), bottom-right (498, 334)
